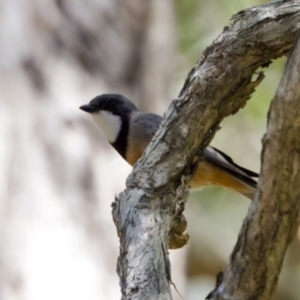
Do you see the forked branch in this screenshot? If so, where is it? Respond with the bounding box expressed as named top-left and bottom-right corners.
top-left (112, 1), bottom-right (300, 299)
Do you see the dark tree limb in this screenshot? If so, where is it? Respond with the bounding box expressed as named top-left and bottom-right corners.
top-left (112, 1), bottom-right (300, 299)
top-left (207, 32), bottom-right (300, 300)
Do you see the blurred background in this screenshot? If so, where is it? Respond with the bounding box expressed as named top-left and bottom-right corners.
top-left (0, 0), bottom-right (299, 299)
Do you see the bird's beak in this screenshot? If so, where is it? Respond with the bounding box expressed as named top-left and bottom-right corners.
top-left (79, 104), bottom-right (98, 113)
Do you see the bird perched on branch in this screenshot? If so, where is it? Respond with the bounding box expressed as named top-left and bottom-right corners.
top-left (80, 94), bottom-right (258, 199)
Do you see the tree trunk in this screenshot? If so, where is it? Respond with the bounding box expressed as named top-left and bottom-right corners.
top-left (113, 1), bottom-right (300, 299)
top-left (208, 31), bottom-right (300, 300)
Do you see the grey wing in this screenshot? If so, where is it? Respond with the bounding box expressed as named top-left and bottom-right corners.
top-left (131, 112), bottom-right (163, 137)
top-left (128, 113), bottom-right (163, 161)
top-left (203, 146), bottom-right (259, 188)
top-left (131, 113), bottom-right (259, 189)
top-left (140, 113), bottom-right (163, 135)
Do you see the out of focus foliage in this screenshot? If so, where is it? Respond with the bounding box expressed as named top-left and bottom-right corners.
top-left (0, 1), bottom-right (297, 300)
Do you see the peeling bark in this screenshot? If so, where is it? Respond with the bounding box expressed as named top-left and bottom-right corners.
top-left (113, 1), bottom-right (300, 299)
top-left (207, 32), bottom-right (300, 300)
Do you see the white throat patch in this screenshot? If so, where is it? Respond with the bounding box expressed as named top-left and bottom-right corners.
top-left (92, 111), bottom-right (121, 143)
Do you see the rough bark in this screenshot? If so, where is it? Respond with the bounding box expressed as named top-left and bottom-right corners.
top-left (207, 33), bottom-right (300, 300)
top-left (113, 1), bottom-right (300, 299)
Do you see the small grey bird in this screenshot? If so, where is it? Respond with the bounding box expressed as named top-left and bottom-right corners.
top-left (80, 94), bottom-right (258, 199)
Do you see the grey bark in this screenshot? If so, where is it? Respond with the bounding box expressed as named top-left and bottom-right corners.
top-left (207, 32), bottom-right (300, 300)
top-left (113, 1), bottom-right (300, 299)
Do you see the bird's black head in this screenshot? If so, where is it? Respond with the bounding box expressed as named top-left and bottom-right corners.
top-left (79, 94), bottom-right (138, 117)
top-left (79, 94), bottom-right (138, 160)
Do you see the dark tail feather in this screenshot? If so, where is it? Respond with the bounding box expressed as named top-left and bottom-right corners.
top-left (211, 147), bottom-right (259, 178)
top-left (203, 147), bottom-right (258, 200)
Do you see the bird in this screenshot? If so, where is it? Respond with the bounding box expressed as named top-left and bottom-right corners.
top-left (79, 94), bottom-right (259, 199)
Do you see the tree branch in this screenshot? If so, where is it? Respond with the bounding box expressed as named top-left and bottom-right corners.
top-left (207, 31), bottom-right (300, 300)
top-left (112, 1), bottom-right (300, 299)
